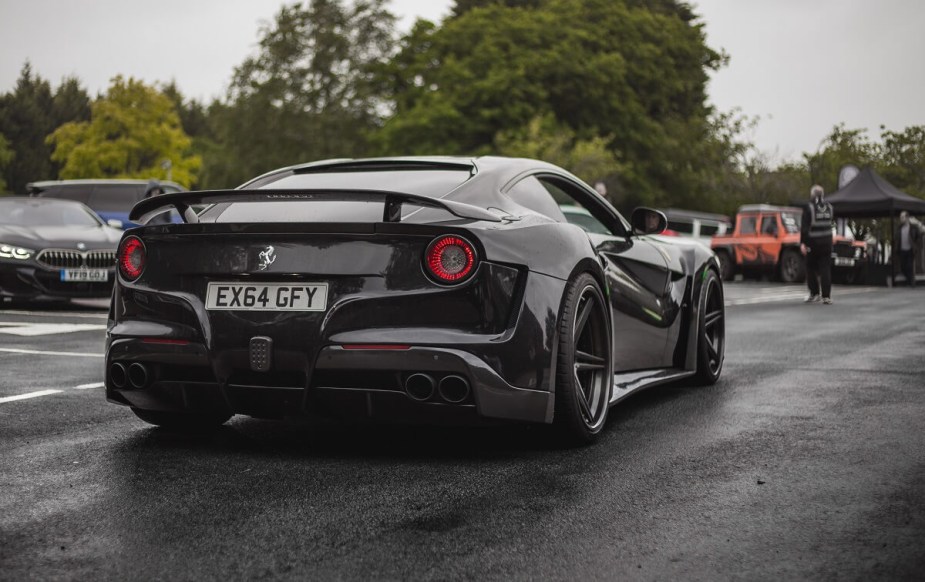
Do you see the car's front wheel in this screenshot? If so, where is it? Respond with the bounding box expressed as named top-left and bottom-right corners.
top-left (554, 273), bottom-right (613, 444)
top-left (131, 408), bottom-right (231, 430)
top-left (693, 269), bottom-right (725, 385)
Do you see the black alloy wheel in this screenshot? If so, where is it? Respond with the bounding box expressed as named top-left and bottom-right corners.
top-left (694, 270), bottom-right (725, 385)
top-left (555, 273), bottom-right (613, 444)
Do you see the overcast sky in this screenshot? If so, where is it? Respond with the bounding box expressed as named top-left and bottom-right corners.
top-left (1, 0), bottom-right (923, 162)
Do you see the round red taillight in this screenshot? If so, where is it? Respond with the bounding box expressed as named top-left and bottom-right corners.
top-left (118, 236), bottom-right (145, 281)
top-left (424, 235), bottom-right (477, 283)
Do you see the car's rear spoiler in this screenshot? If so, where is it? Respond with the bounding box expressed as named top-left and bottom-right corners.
top-left (129, 189), bottom-right (506, 225)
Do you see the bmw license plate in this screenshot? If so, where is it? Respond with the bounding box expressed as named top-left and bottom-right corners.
top-left (205, 282), bottom-right (328, 311)
top-left (833, 257), bottom-right (855, 267)
top-left (61, 269), bottom-right (108, 282)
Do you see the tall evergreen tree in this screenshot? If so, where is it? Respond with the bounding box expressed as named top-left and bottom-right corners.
top-left (203, 0), bottom-right (397, 188)
top-left (0, 64), bottom-right (91, 193)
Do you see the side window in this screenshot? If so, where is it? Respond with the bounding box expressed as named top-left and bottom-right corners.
top-left (538, 177), bottom-right (625, 236)
top-left (781, 212), bottom-right (801, 234)
top-left (760, 215), bottom-right (778, 235)
top-left (88, 185), bottom-right (142, 212)
top-left (668, 220), bottom-right (695, 235)
top-left (739, 215), bottom-right (757, 235)
top-left (700, 223), bottom-right (720, 236)
top-left (506, 177), bottom-right (568, 223)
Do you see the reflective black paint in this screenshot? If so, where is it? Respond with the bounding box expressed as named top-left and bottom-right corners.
top-left (106, 156), bottom-right (721, 425)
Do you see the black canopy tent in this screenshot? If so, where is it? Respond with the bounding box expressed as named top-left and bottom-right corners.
top-left (825, 167), bottom-right (925, 285)
top-left (826, 167), bottom-right (925, 217)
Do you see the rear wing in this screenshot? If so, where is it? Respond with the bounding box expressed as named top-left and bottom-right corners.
top-left (129, 189), bottom-right (506, 225)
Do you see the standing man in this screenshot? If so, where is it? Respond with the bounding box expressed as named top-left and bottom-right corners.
top-left (894, 211), bottom-right (921, 287)
top-left (801, 184), bottom-right (834, 304)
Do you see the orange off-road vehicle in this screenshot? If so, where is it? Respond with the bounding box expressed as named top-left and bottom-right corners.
top-left (711, 204), bottom-right (868, 283)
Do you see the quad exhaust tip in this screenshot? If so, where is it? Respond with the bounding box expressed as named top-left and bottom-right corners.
top-left (405, 373), bottom-right (435, 402)
top-left (404, 373), bottom-right (471, 404)
top-left (110, 362), bottom-right (127, 389)
top-left (128, 363), bottom-right (149, 389)
top-left (438, 375), bottom-right (470, 404)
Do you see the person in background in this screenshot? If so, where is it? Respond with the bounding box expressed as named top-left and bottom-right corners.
top-left (144, 179), bottom-right (163, 199)
top-left (894, 211), bottom-right (921, 288)
top-left (142, 179), bottom-right (172, 225)
top-left (801, 184), bottom-right (834, 304)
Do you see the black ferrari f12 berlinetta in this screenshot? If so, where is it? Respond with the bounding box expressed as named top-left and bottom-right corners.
top-left (106, 156), bottom-right (725, 443)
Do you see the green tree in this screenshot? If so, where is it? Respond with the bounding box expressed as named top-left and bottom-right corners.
top-left (0, 133), bottom-right (14, 194)
top-left (203, 0), bottom-right (396, 187)
top-left (161, 81), bottom-right (213, 140)
top-left (0, 64), bottom-right (91, 193)
top-left (804, 124), bottom-right (879, 193)
top-left (47, 76), bottom-right (201, 186)
top-left (495, 114), bottom-right (624, 186)
top-left (879, 125), bottom-right (925, 198)
top-left (375, 0), bottom-right (725, 209)
top-left (451, 0), bottom-right (545, 17)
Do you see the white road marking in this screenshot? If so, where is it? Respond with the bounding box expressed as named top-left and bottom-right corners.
top-left (0, 389), bottom-right (63, 404)
top-left (725, 286), bottom-right (880, 307)
top-left (0, 381), bottom-right (105, 404)
top-left (0, 310), bottom-right (106, 320)
top-left (0, 322), bottom-right (106, 336)
top-left (0, 347), bottom-right (102, 358)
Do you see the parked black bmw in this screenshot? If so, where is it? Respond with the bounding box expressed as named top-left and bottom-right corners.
top-left (106, 157), bottom-right (725, 443)
top-left (0, 197), bottom-right (120, 301)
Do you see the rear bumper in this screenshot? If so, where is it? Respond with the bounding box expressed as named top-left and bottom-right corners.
top-left (105, 340), bottom-right (553, 424)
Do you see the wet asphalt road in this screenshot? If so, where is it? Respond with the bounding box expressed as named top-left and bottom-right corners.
top-left (1, 284), bottom-right (923, 580)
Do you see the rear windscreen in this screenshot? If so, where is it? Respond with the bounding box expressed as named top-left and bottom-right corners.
top-left (259, 169), bottom-right (472, 197)
top-left (208, 199), bottom-right (457, 224)
top-left (206, 169), bottom-right (472, 223)
top-left (88, 184), bottom-right (144, 211)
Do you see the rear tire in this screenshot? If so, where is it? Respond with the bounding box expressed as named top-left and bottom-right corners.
top-left (715, 251), bottom-right (734, 281)
top-left (693, 270), bottom-right (725, 385)
top-left (131, 408), bottom-right (231, 430)
top-left (554, 273), bottom-right (613, 445)
top-left (778, 248), bottom-right (805, 283)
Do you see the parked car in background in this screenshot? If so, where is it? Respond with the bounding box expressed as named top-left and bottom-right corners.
top-left (711, 204), bottom-right (868, 283)
top-left (26, 179), bottom-right (186, 228)
top-left (0, 197), bottom-right (120, 301)
top-left (662, 208), bottom-right (732, 247)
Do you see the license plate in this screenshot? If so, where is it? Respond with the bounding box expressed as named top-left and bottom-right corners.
top-left (60, 269), bottom-right (108, 282)
top-left (205, 282), bottom-right (328, 311)
top-left (833, 257), bottom-right (855, 267)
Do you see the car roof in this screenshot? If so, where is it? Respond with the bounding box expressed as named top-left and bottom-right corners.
top-left (663, 208), bottom-right (731, 222)
top-left (738, 204), bottom-right (802, 213)
top-left (26, 179), bottom-right (186, 192)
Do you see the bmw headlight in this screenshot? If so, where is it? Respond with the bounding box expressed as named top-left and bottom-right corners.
top-left (0, 243), bottom-right (35, 260)
top-left (854, 247), bottom-right (862, 259)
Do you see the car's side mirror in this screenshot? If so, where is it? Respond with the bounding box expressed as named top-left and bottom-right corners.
top-left (107, 219), bottom-right (124, 229)
top-left (630, 207), bottom-right (667, 235)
